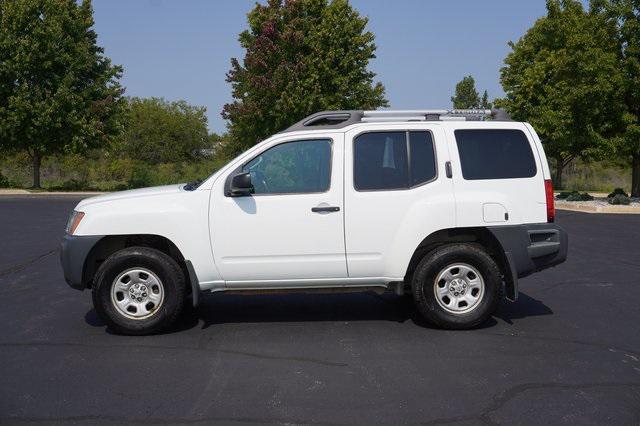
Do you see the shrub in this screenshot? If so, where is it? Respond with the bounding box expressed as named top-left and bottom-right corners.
top-left (556, 191), bottom-right (577, 199)
top-left (90, 180), bottom-right (128, 192)
top-left (608, 194), bottom-right (631, 205)
top-left (128, 166), bottom-right (153, 189)
top-left (565, 192), bottom-right (594, 201)
top-left (0, 172), bottom-right (11, 188)
top-left (0, 150), bottom-right (230, 191)
top-left (106, 158), bottom-right (135, 182)
top-left (47, 179), bottom-right (88, 191)
top-left (607, 187), bottom-right (628, 198)
top-left (558, 190), bottom-right (594, 201)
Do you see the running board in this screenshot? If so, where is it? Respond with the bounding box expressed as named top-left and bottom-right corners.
top-left (222, 286), bottom-right (388, 296)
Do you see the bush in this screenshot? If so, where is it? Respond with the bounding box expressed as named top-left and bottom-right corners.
top-left (558, 190), bottom-right (594, 201)
top-left (607, 187), bottom-right (628, 198)
top-left (556, 191), bottom-right (576, 199)
top-left (128, 166), bottom-right (153, 189)
top-left (0, 172), bottom-right (11, 188)
top-left (0, 150), bottom-right (230, 191)
top-left (107, 158), bottom-right (135, 182)
top-left (46, 179), bottom-right (93, 191)
top-left (552, 159), bottom-right (630, 192)
top-left (565, 191), bottom-right (594, 201)
top-left (608, 194), bottom-right (631, 205)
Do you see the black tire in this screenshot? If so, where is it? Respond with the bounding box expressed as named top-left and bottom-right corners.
top-left (412, 243), bottom-right (501, 330)
top-left (92, 247), bottom-right (186, 335)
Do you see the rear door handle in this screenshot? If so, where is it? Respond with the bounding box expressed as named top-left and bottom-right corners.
top-left (311, 206), bottom-right (340, 213)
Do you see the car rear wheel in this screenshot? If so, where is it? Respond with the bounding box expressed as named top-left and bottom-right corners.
top-left (412, 243), bottom-right (501, 329)
top-left (92, 247), bottom-right (186, 335)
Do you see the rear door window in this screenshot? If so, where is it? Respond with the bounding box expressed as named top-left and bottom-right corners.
top-left (354, 131), bottom-right (436, 191)
top-left (354, 132), bottom-right (408, 190)
top-left (409, 131), bottom-right (437, 186)
top-left (454, 129), bottom-right (536, 180)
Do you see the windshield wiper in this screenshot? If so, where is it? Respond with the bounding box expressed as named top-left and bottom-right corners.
top-left (183, 179), bottom-right (203, 191)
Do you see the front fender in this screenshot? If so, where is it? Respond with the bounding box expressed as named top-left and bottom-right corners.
top-left (60, 234), bottom-right (104, 290)
top-left (71, 188), bottom-right (222, 286)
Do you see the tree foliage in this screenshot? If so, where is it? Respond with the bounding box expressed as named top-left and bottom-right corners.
top-left (451, 76), bottom-right (481, 109)
top-left (499, 0), bottom-right (624, 188)
top-left (115, 97), bottom-right (209, 164)
top-left (0, 0), bottom-right (125, 187)
top-left (481, 90), bottom-right (492, 109)
top-left (591, 0), bottom-right (640, 196)
top-left (451, 76), bottom-right (492, 109)
top-left (223, 0), bottom-right (388, 154)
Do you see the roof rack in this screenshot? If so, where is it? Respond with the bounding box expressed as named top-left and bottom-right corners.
top-left (282, 108), bottom-right (511, 133)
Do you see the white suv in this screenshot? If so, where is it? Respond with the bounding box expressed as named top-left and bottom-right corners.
top-left (61, 109), bottom-right (568, 335)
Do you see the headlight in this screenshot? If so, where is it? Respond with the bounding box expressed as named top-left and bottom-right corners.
top-left (66, 211), bottom-right (85, 235)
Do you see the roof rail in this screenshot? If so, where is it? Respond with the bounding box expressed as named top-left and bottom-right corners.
top-left (362, 109), bottom-right (497, 121)
top-left (281, 108), bottom-right (511, 133)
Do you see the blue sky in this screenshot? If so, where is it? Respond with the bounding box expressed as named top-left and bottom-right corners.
top-left (92, 0), bottom-right (552, 134)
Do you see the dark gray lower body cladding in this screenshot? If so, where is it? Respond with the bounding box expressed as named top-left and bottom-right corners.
top-left (488, 223), bottom-right (568, 300)
top-left (60, 234), bottom-right (104, 290)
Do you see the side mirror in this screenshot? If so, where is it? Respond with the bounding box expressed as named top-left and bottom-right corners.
top-left (230, 172), bottom-right (253, 196)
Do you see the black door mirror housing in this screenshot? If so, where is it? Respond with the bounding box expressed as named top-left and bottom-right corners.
top-left (229, 172), bottom-right (254, 196)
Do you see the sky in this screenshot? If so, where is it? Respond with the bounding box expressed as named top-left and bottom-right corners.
top-left (92, 0), bottom-right (553, 134)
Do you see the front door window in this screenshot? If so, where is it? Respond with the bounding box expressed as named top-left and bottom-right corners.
top-left (243, 139), bottom-right (332, 194)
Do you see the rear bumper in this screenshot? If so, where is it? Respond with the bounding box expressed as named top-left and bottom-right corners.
top-left (488, 223), bottom-right (568, 300)
top-left (489, 223), bottom-right (568, 279)
top-left (60, 234), bottom-right (103, 290)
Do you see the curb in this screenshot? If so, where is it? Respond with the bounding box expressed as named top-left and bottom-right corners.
top-left (556, 201), bottom-right (640, 214)
top-left (0, 189), bottom-right (106, 196)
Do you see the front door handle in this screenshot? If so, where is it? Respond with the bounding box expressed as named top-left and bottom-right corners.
top-left (311, 206), bottom-right (340, 213)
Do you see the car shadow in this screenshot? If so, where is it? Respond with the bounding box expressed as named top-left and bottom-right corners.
top-left (85, 290), bottom-right (553, 334)
top-left (493, 291), bottom-right (554, 324)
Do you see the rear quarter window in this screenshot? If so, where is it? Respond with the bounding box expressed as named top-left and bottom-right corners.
top-left (454, 129), bottom-right (537, 180)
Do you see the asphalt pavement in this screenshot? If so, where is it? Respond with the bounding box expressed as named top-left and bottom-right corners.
top-left (0, 195), bottom-right (639, 425)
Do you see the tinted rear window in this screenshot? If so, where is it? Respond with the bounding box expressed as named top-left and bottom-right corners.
top-left (353, 131), bottom-right (437, 190)
top-left (454, 129), bottom-right (537, 180)
top-left (354, 132), bottom-right (408, 190)
top-left (409, 132), bottom-right (437, 186)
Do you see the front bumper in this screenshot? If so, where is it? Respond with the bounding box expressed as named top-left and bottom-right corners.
top-left (60, 234), bottom-right (103, 290)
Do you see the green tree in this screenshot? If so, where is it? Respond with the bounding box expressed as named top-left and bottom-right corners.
top-left (223, 0), bottom-right (387, 154)
top-left (116, 97), bottom-right (209, 164)
top-left (0, 0), bottom-right (125, 188)
top-left (591, 0), bottom-right (640, 196)
top-left (451, 76), bottom-right (481, 109)
top-left (499, 0), bottom-right (624, 188)
top-left (481, 90), bottom-right (492, 109)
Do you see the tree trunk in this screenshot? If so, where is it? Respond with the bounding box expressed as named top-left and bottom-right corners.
top-left (554, 158), bottom-right (564, 190)
top-left (632, 153), bottom-right (640, 198)
top-left (32, 150), bottom-right (42, 189)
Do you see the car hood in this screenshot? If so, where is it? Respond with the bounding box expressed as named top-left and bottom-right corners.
top-left (76, 184), bottom-right (185, 209)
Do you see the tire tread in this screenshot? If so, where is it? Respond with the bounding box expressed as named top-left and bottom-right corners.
top-left (411, 243), bottom-right (501, 330)
top-left (92, 246), bottom-right (186, 335)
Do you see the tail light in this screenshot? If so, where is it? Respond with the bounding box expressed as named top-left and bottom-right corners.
top-left (544, 179), bottom-right (555, 223)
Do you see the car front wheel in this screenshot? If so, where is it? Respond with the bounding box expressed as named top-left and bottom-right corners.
top-left (92, 247), bottom-right (186, 335)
